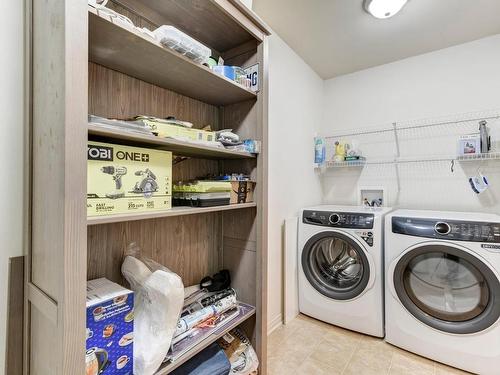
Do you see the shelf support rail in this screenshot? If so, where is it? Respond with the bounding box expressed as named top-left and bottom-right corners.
top-left (392, 122), bottom-right (402, 197)
top-left (322, 112), bottom-right (500, 139)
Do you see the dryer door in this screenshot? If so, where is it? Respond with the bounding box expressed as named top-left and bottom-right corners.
top-left (392, 243), bottom-right (500, 334)
top-left (302, 231), bottom-right (371, 300)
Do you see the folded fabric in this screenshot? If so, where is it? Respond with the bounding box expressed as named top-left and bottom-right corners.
top-left (171, 343), bottom-right (230, 375)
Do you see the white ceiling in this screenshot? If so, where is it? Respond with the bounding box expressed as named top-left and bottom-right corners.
top-left (253, 0), bottom-right (500, 79)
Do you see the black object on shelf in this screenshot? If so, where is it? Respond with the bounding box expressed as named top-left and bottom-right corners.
top-left (200, 270), bottom-right (231, 292)
top-left (172, 196), bottom-right (231, 208)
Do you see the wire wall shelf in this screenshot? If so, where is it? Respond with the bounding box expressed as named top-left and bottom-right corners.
top-left (317, 110), bottom-right (500, 171)
top-left (457, 152), bottom-right (500, 162)
top-left (320, 160), bottom-right (367, 168)
top-left (317, 152), bottom-right (500, 170)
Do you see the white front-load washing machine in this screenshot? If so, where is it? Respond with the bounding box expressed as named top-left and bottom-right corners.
top-left (385, 210), bottom-right (500, 375)
top-left (298, 205), bottom-right (392, 337)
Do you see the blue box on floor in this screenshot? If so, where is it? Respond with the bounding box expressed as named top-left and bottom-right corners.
top-left (86, 278), bottom-right (134, 375)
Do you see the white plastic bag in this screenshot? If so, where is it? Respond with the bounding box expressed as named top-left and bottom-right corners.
top-left (121, 243), bottom-right (184, 375)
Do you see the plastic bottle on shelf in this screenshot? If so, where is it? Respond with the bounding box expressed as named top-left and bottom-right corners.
top-left (314, 137), bottom-right (326, 164)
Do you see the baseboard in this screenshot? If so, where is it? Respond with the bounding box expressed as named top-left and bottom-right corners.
top-left (267, 314), bottom-right (283, 335)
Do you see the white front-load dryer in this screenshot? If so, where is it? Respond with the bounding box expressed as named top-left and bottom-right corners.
top-left (385, 210), bottom-right (500, 375)
top-left (298, 205), bottom-right (392, 337)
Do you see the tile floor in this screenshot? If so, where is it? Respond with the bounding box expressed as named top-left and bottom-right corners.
top-left (267, 314), bottom-right (471, 375)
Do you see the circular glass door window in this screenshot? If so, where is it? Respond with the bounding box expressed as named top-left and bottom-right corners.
top-left (302, 232), bottom-right (370, 300)
top-left (393, 245), bottom-right (500, 334)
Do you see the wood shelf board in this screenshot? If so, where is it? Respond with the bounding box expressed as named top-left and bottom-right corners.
top-left (87, 202), bottom-right (257, 225)
top-left (113, 0), bottom-right (260, 52)
top-left (88, 7), bottom-right (257, 106)
top-left (156, 306), bottom-right (256, 374)
top-left (88, 123), bottom-right (256, 159)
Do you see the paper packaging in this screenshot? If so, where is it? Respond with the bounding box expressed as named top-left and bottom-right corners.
top-left (458, 133), bottom-right (481, 156)
top-left (137, 118), bottom-right (215, 142)
top-left (230, 181), bottom-right (255, 204)
top-left (86, 278), bottom-right (134, 375)
top-left (87, 142), bottom-right (172, 216)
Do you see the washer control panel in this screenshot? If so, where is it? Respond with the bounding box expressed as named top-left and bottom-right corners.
top-left (303, 210), bottom-right (374, 229)
top-left (392, 217), bottom-right (500, 243)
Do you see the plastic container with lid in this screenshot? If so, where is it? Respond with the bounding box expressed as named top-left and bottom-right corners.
top-left (153, 25), bottom-right (211, 65)
top-left (173, 192), bottom-right (230, 207)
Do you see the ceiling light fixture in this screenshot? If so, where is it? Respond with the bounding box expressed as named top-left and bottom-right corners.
top-left (363, 0), bottom-right (408, 19)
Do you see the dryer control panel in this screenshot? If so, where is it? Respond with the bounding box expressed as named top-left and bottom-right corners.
top-left (303, 210), bottom-right (374, 229)
top-left (392, 217), bottom-right (500, 243)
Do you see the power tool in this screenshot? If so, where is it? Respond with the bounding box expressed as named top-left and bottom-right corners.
top-left (101, 166), bottom-right (127, 199)
top-left (132, 168), bottom-right (158, 198)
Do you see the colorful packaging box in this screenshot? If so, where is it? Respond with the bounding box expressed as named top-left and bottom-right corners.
top-left (458, 133), bottom-right (481, 156)
top-left (86, 278), bottom-right (134, 375)
top-left (230, 181), bottom-right (255, 204)
top-left (87, 142), bottom-right (172, 216)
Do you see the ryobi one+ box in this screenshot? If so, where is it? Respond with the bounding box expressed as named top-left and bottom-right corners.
top-left (87, 142), bottom-right (172, 216)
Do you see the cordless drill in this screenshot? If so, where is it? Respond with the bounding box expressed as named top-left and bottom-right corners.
top-left (101, 166), bottom-right (127, 199)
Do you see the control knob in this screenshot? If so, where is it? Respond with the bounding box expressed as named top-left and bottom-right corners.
top-left (329, 213), bottom-right (341, 225)
top-left (435, 222), bottom-right (451, 235)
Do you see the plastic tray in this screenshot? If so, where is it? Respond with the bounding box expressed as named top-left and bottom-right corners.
top-left (173, 192), bottom-right (230, 207)
top-left (153, 25), bottom-right (211, 64)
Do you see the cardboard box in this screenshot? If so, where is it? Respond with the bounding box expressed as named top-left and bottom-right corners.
top-left (87, 142), bottom-right (172, 216)
top-left (86, 278), bottom-right (134, 375)
top-left (140, 119), bottom-right (215, 142)
top-left (458, 133), bottom-right (481, 156)
top-left (230, 181), bottom-right (255, 204)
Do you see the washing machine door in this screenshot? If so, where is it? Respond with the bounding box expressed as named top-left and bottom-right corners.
top-left (391, 243), bottom-right (500, 334)
top-left (302, 231), bottom-right (372, 300)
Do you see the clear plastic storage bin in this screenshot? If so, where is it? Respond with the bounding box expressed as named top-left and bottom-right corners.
top-left (153, 25), bottom-right (211, 64)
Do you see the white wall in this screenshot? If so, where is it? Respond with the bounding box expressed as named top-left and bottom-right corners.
top-left (240, 0), bottom-right (253, 9)
top-left (0, 0), bottom-right (24, 373)
top-left (267, 34), bottom-right (323, 331)
top-left (320, 34), bottom-right (500, 213)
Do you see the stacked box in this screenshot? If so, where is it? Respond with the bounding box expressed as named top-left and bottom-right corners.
top-left (86, 278), bottom-right (134, 375)
top-left (87, 142), bottom-right (172, 216)
top-left (173, 180), bottom-right (232, 207)
top-left (230, 181), bottom-right (255, 204)
top-left (138, 118), bottom-right (215, 142)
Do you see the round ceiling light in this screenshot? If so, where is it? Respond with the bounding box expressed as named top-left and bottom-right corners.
top-left (363, 0), bottom-right (408, 19)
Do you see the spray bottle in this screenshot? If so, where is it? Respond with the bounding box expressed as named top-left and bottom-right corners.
top-left (479, 120), bottom-right (491, 154)
top-left (314, 137), bottom-right (326, 164)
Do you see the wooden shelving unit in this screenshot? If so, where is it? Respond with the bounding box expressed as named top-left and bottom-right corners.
top-left (89, 7), bottom-right (257, 106)
top-left (88, 123), bottom-right (256, 159)
top-left (27, 1), bottom-right (270, 375)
